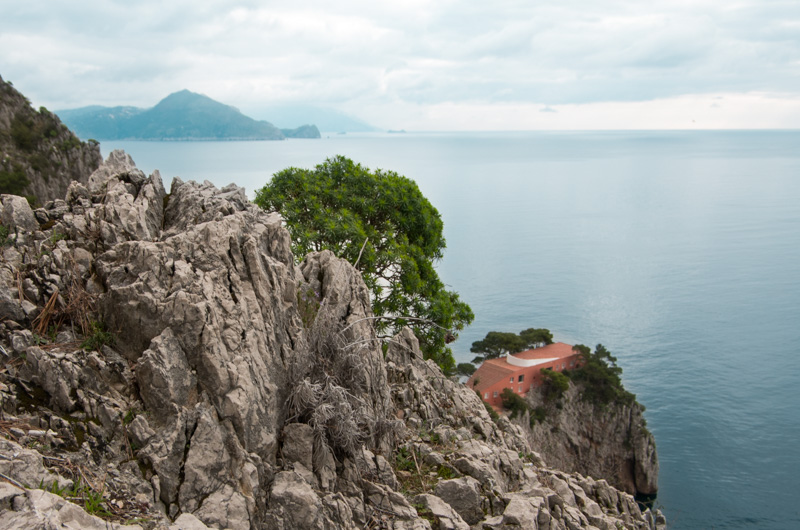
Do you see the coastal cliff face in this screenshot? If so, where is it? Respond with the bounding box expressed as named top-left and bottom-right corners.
top-left (525, 386), bottom-right (659, 497)
top-left (0, 148), bottom-right (665, 529)
top-left (0, 76), bottom-right (102, 204)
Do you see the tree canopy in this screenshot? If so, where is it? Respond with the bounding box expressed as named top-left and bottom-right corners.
top-left (570, 344), bottom-right (635, 406)
top-left (254, 155), bottom-right (473, 373)
top-left (470, 327), bottom-right (553, 364)
top-left (456, 362), bottom-right (476, 377)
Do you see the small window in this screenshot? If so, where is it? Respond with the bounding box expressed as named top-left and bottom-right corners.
top-left (562, 363), bottom-right (565, 369)
top-left (510, 377), bottom-right (514, 383)
top-left (518, 374), bottom-right (524, 382)
top-left (570, 360), bottom-right (575, 367)
top-left (518, 386), bottom-right (523, 392)
top-left (493, 391), bottom-right (498, 398)
top-left (484, 392), bottom-right (489, 399)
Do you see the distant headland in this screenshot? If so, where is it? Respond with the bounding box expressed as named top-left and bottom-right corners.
top-left (56, 90), bottom-right (321, 141)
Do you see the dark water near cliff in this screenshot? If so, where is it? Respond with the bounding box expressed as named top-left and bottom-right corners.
top-left (103, 131), bottom-right (800, 530)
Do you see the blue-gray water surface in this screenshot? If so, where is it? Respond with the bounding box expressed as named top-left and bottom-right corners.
top-left (102, 131), bottom-right (800, 529)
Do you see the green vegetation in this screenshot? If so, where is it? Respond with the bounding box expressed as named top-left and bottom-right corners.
top-left (395, 446), bottom-right (416, 472)
top-left (255, 156), bottom-right (473, 374)
top-left (0, 223), bottom-right (11, 246)
top-left (540, 368), bottom-right (570, 401)
top-left (500, 388), bottom-right (529, 420)
top-left (122, 409), bottom-right (137, 425)
top-left (10, 115), bottom-right (40, 151)
top-left (39, 479), bottom-right (112, 518)
top-left (0, 162), bottom-right (30, 196)
top-left (296, 284), bottom-right (321, 328)
top-left (58, 135), bottom-right (81, 152)
top-left (500, 388), bottom-right (552, 426)
top-left (436, 465), bottom-right (456, 479)
top-left (456, 362), bottom-right (476, 376)
top-left (569, 344), bottom-right (635, 406)
top-left (471, 327), bottom-right (552, 364)
top-left (80, 321), bottom-right (116, 352)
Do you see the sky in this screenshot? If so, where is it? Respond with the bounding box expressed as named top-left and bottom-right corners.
top-left (1, 0), bottom-right (799, 130)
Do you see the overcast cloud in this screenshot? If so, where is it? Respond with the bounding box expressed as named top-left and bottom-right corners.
top-left (1, 0), bottom-right (799, 129)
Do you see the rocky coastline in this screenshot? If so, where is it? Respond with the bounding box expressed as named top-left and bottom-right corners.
top-left (1, 79), bottom-right (664, 529)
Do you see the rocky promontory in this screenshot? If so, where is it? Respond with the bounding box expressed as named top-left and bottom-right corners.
top-left (0, 75), bottom-right (102, 204)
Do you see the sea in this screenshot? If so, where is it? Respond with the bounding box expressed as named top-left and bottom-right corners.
top-left (101, 130), bottom-right (800, 530)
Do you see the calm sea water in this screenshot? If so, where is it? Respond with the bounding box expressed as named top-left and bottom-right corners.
top-left (102, 131), bottom-right (800, 530)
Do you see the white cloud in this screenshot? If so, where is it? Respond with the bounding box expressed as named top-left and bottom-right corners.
top-left (1, 0), bottom-right (798, 128)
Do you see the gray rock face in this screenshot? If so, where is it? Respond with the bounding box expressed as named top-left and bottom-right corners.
top-left (1, 195), bottom-right (38, 234)
top-left (434, 477), bottom-right (483, 525)
top-left (0, 150), bottom-right (664, 530)
top-left (525, 385), bottom-right (660, 495)
top-left (413, 494), bottom-right (469, 530)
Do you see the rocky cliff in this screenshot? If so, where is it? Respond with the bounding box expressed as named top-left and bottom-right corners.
top-left (0, 150), bottom-right (665, 529)
top-left (523, 385), bottom-right (659, 498)
top-left (0, 75), bottom-right (102, 204)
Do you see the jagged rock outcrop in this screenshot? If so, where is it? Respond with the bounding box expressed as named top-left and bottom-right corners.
top-left (0, 75), bottom-right (102, 204)
top-left (0, 150), bottom-right (664, 529)
top-left (525, 384), bottom-right (659, 496)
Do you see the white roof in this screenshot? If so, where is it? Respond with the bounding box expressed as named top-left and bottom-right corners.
top-left (505, 355), bottom-right (559, 368)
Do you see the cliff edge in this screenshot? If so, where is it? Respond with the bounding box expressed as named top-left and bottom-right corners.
top-left (525, 385), bottom-right (659, 498)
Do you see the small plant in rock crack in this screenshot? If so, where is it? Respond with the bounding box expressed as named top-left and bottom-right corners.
top-left (0, 223), bottom-right (11, 246)
top-left (80, 321), bottom-right (115, 351)
top-left (39, 479), bottom-right (112, 517)
top-left (395, 446), bottom-right (416, 472)
top-left (296, 284), bottom-right (321, 328)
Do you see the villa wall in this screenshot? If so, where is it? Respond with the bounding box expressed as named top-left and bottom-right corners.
top-left (469, 352), bottom-right (583, 407)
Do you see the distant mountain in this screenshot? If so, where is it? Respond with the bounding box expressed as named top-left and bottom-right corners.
top-left (56, 91), bottom-right (320, 141)
top-left (253, 105), bottom-right (379, 133)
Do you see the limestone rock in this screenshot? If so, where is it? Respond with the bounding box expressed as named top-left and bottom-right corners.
top-left (282, 423), bottom-right (314, 471)
top-left (434, 477), bottom-right (483, 525)
top-left (267, 470), bottom-right (325, 529)
top-left (169, 513), bottom-right (211, 530)
top-left (136, 328), bottom-right (196, 423)
top-left (413, 494), bottom-right (470, 530)
top-left (0, 487), bottom-right (141, 530)
top-left (0, 439), bottom-right (72, 491)
top-left (1, 195), bottom-right (38, 234)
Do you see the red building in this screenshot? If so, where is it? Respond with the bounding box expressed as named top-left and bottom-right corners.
top-left (466, 342), bottom-right (583, 408)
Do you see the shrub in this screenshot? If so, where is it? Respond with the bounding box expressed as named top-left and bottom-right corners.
top-left (456, 362), bottom-right (476, 376)
top-left (0, 163), bottom-right (30, 196)
top-left (570, 344), bottom-right (635, 406)
top-left (500, 388), bottom-right (528, 419)
top-left (540, 368), bottom-right (570, 402)
top-left (10, 115), bottom-right (38, 151)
